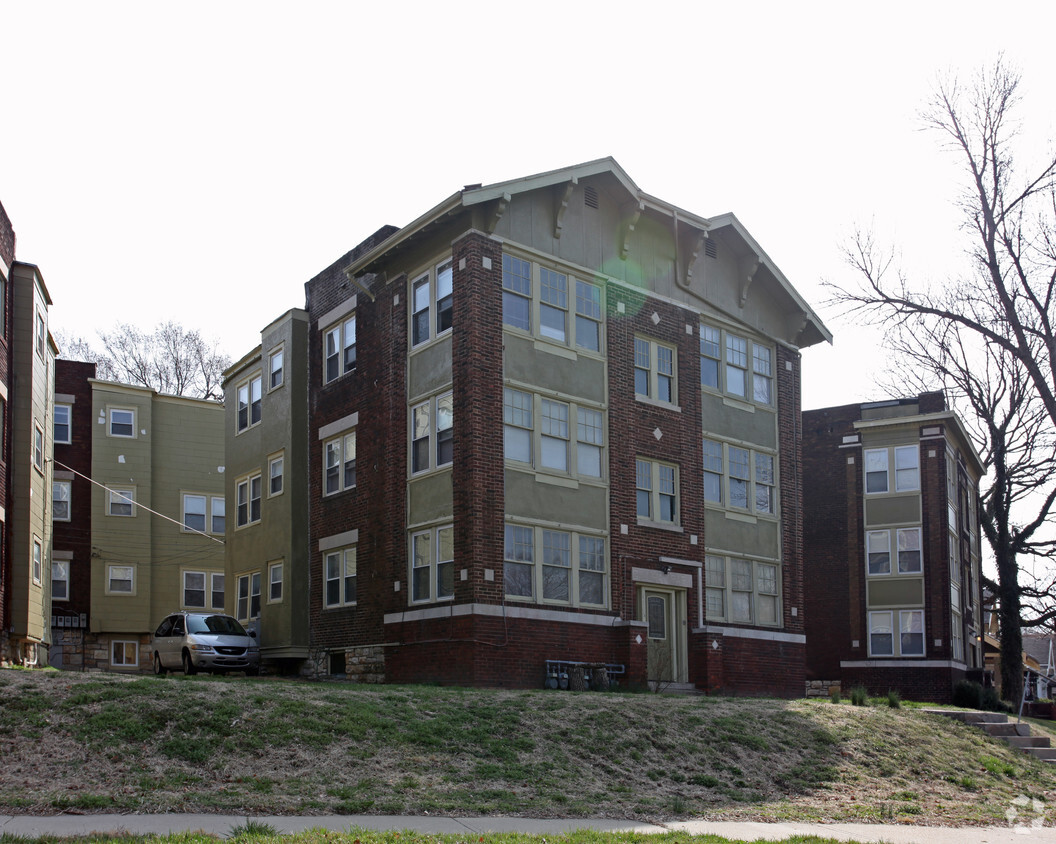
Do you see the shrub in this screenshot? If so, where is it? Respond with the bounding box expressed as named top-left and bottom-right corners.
top-left (981, 686), bottom-right (1012, 713)
top-left (886, 689), bottom-right (901, 708)
top-left (830, 687), bottom-right (842, 704)
top-left (850, 685), bottom-right (869, 706)
top-left (953, 679), bottom-right (983, 709)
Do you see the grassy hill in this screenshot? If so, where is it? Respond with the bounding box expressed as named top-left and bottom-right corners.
top-left (1, 668), bottom-right (1053, 828)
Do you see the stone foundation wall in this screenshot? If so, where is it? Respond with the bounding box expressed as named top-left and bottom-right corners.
top-left (306, 644), bottom-right (386, 683)
top-left (806, 679), bottom-right (841, 698)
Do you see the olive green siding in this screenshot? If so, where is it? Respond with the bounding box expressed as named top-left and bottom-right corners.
top-left (224, 309), bottom-right (310, 659)
top-left (89, 382), bottom-right (224, 637)
top-left (503, 333), bottom-right (606, 405)
top-left (505, 469), bottom-right (608, 528)
top-left (407, 337), bottom-right (452, 401)
top-left (8, 264), bottom-right (55, 649)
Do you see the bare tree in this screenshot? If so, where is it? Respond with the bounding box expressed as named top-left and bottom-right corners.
top-left (831, 60), bottom-right (1056, 702)
top-left (57, 321), bottom-right (230, 401)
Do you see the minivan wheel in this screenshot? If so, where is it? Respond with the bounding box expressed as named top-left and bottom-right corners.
top-left (153, 653), bottom-right (167, 676)
top-left (182, 651), bottom-right (197, 676)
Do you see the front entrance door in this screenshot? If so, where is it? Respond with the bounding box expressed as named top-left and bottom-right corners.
top-left (641, 587), bottom-right (687, 687)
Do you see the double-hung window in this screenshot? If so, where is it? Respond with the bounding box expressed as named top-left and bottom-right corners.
top-left (186, 572), bottom-right (224, 609)
top-left (54, 404), bottom-right (71, 444)
top-left (502, 254), bottom-right (604, 353)
top-left (107, 564), bottom-right (134, 595)
top-left (324, 546), bottom-right (357, 607)
top-left (211, 498), bottom-right (225, 534)
top-left (183, 494), bottom-right (207, 532)
top-left (869, 610), bottom-right (924, 657)
top-left (636, 459), bottom-right (678, 525)
top-left (702, 439), bottom-right (777, 515)
top-left (237, 572), bottom-right (262, 620)
top-left (108, 488), bottom-right (135, 517)
top-left (53, 481), bottom-right (71, 521)
top-left (269, 347), bottom-right (284, 389)
top-left (411, 260), bottom-right (453, 347)
top-left (700, 324), bottom-right (774, 406)
top-left (503, 523), bottom-right (607, 607)
top-left (634, 337), bottom-right (676, 405)
top-left (32, 539), bottom-right (42, 585)
top-left (410, 392), bottom-right (453, 474)
top-left (867, 527), bottom-right (922, 575)
top-left (269, 561), bottom-right (283, 602)
top-left (324, 432), bottom-right (356, 494)
top-left (109, 408), bottom-right (134, 438)
top-left (324, 315), bottom-right (356, 383)
top-left (864, 446), bottom-right (920, 494)
top-left (237, 375), bottom-right (263, 432)
top-left (269, 453), bottom-right (285, 496)
top-left (410, 524), bottom-right (454, 603)
top-left (52, 559), bottom-right (69, 601)
top-left (503, 388), bottom-right (604, 480)
top-left (236, 475), bottom-right (262, 527)
top-left (705, 555), bottom-right (781, 626)
top-left (33, 424), bottom-right (44, 472)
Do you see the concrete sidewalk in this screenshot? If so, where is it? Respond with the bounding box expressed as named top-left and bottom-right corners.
top-left (0, 814), bottom-right (1053, 842)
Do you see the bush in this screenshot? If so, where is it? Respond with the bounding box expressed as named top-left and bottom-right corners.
top-left (953, 679), bottom-right (983, 709)
top-left (981, 686), bottom-right (1012, 713)
top-left (830, 687), bottom-right (841, 704)
top-left (850, 685), bottom-right (869, 706)
top-left (886, 689), bottom-right (902, 709)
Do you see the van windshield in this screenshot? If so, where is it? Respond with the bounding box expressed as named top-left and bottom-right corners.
top-left (186, 615), bottom-right (248, 636)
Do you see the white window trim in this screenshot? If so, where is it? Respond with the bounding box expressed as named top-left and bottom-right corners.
top-left (236, 372), bottom-right (263, 433)
top-left (236, 571), bottom-right (262, 621)
top-left (500, 253), bottom-right (605, 355)
top-left (108, 406), bottom-right (136, 439)
top-left (704, 555), bottom-right (782, 626)
top-left (54, 403), bottom-right (72, 444)
top-left (106, 563), bottom-right (136, 596)
top-left (700, 323), bottom-right (775, 407)
top-left (107, 486), bottom-right (136, 518)
top-left (702, 438), bottom-right (778, 517)
top-left (409, 524), bottom-right (455, 605)
top-left (32, 538), bottom-right (42, 586)
top-left (503, 387), bottom-right (606, 483)
top-left (110, 640), bottom-right (139, 668)
top-left (635, 458), bottom-right (681, 529)
top-left (33, 422), bottom-right (44, 473)
top-left (634, 336), bottom-right (679, 409)
top-left (410, 392), bottom-right (453, 476)
top-left (53, 480), bottom-right (72, 522)
top-left (182, 569), bottom-right (209, 609)
top-left (323, 546), bottom-right (357, 608)
top-left (323, 315), bottom-right (357, 384)
top-left (269, 346), bottom-right (285, 390)
top-left (410, 257), bottom-right (453, 350)
top-left (864, 445), bottom-right (920, 495)
top-left (502, 523), bottom-right (609, 609)
top-left (869, 609), bottom-right (925, 658)
top-left (268, 561), bottom-right (284, 604)
top-left (269, 452), bottom-right (285, 497)
top-left (323, 432), bottom-right (356, 495)
top-left (235, 474), bottom-right (262, 528)
top-left (52, 559), bottom-right (70, 601)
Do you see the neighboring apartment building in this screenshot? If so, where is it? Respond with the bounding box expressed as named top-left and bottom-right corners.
top-left (86, 379), bottom-right (225, 671)
top-left (50, 359), bottom-right (96, 667)
top-left (304, 158), bottom-right (829, 693)
top-left (0, 200), bottom-right (12, 659)
top-left (803, 391), bottom-right (985, 703)
top-left (223, 309), bottom-right (310, 670)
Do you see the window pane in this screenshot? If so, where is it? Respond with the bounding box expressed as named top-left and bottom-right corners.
top-left (436, 394), bottom-right (454, 466)
top-left (437, 526), bottom-right (454, 600)
top-left (867, 531), bottom-right (891, 575)
top-left (184, 495), bottom-right (206, 532)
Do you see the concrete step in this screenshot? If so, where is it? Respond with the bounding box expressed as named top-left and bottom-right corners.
top-left (1004, 734), bottom-right (1051, 749)
top-left (925, 708), bottom-right (1008, 724)
top-left (973, 721), bottom-right (1032, 737)
top-left (1026, 747), bottom-right (1056, 762)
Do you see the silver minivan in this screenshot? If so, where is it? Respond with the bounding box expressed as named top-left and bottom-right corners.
top-left (151, 611), bottom-right (260, 676)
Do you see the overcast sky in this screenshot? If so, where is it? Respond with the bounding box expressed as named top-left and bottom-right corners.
top-left (2, 1), bottom-right (1054, 411)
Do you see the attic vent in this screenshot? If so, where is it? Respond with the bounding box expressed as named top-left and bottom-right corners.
top-left (584, 185), bottom-right (599, 209)
top-left (704, 239), bottom-right (718, 259)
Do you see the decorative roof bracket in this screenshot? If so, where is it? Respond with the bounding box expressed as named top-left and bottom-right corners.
top-left (683, 230), bottom-right (709, 289)
top-left (554, 178), bottom-right (577, 239)
top-left (486, 192), bottom-right (511, 234)
top-left (788, 310), bottom-right (809, 344)
top-left (621, 201), bottom-right (644, 260)
top-left (738, 254), bottom-right (760, 307)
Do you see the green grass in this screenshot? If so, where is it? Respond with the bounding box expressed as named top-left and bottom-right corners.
top-left (1, 667), bottom-right (1055, 828)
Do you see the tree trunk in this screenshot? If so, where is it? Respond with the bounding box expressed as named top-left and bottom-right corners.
top-left (997, 546), bottom-right (1023, 704)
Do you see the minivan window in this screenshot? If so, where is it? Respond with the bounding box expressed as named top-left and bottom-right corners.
top-left (187, 614), bottom-right (248, 636)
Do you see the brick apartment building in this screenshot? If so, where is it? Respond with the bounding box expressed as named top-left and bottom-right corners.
top-left (803, 392), bottom-right (985, 702)
top-left (300, 159), bottom-right (830, 693)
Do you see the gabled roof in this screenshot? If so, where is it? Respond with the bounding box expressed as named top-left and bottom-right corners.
top-left (343, 158), bottom-right (830, 346)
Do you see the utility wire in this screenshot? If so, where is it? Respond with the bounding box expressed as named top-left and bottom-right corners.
top-left (50, 458), bottom-right (225, 546)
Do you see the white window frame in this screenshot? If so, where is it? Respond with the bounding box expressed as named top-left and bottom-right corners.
top-left (323, 432), bottom-right (356, 495)
top-left (269, 452), bottom-right (285, 497)
top-left (108, 487), bottom-right (136, 517)
top-left (269, 561), bottom-right (283, 603)
top-left (52, 559), bottom-right (69, 601)
top-left (106, 564), bottom-right (135, 596)
top-left (865, 445), bottom-right (920, 495)
top-left (869, 610), bottom-right (894, 656)
top-left (502, 387), bottom-right (605, 481)
top-left (323, 546), bottom-right (357, 608)
top-left (53, 480), bottom-right (72, 522)
top-left (410, 392), bottom-right (453, 476)
top-left (183, 569), bottom-right (208, 608)
top-left (110, 640), bottom-right (138, 668)
top-left (867, 526), bottom-right (923, 577)
top-left (897, 527), bottom-right (922, 574)
top-left (900, 609), bottom-right (925, 656)
top-left (324, 315), bottom-right (357, 383)
top-left (210, 496), bottom-right (225, 535)
top-left (33, 422), bottom-right (44, 473)
top-left (236, 474), bottom-right (262, 527)
top-left (868, 609), bottom-right (926, 658)
top-left (182, 493), bottom-right (207, 533)
top-left (410, 524), bottom-right (454, 604)
top-left (636, 458), bottom-right (679, 526)
top-left (108, 407), bottom-right (135, 438)
top-left (236, 571), bottom-right (262, 621)
top-left (210, 572), bottom-right (225, 610)
top-left (269, 346), bottom-right (284, 390)
top-left (236, 373), bottom-right (263, 433)
top-left (501, 254), bottom-right (604, 354)
top-left (704, 555), bottom-right (781, 626)
top-left (699, 324), bottom-right (774, 407)
top-left (54, 403), bottom-right (72, 444)
top-left (32, 538), bottom-right (42, 586)
top-left (35, 310), bottom-right (45, 359)
top-left (502, 523), bottom-right (608, 608)
top-left (410, 259), bottom-right (453, 349)
top-left (634, 336), bottom-right (677, 406)
top-left (894, 445), bottom-right (920, 492)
